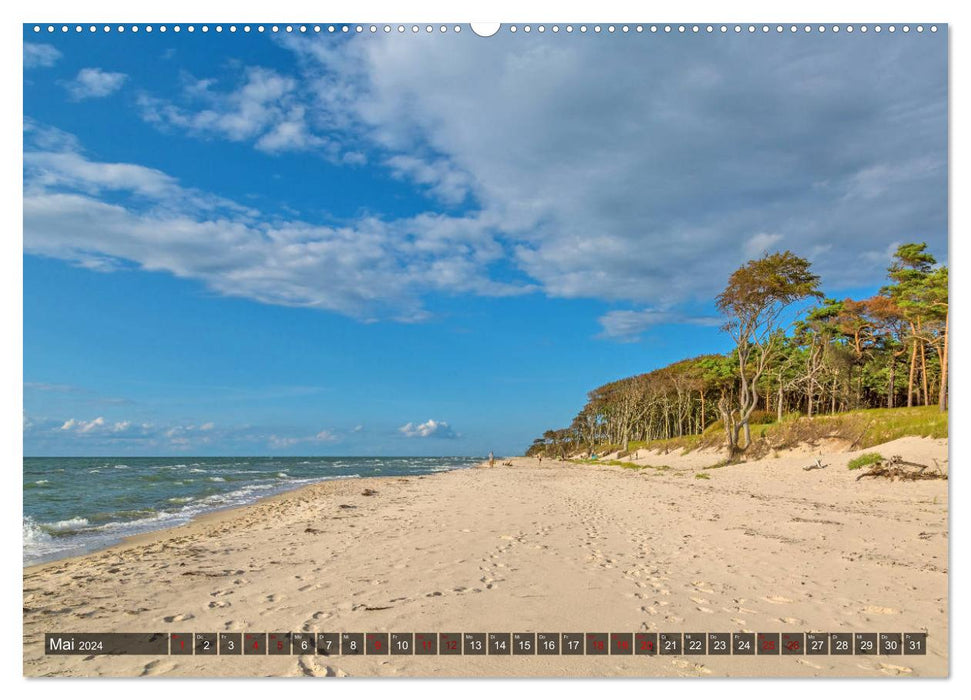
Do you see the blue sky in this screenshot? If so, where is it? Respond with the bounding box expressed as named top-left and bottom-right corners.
top-left (23, 25), bottom-right (947, 456)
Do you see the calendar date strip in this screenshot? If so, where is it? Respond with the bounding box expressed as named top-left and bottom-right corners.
top-left (45, 631), bottom-right (928, 656)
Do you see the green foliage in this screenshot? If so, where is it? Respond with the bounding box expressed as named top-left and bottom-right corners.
top-left (526, 242), bottom-right (948, 458)
top-left (716, 251), bottom-right (822, 316)
top-left (848, 453), bottom-right (884, 470)
top-left (694, 473), bottom-right (711, 480)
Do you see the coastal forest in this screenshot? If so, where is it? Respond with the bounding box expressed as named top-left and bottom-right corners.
top-left (527, 243), bottom-right (949, 460)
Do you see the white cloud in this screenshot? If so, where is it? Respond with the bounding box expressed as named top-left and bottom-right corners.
top-left (267, 435), bottom-right (301, 448)
top-left (278, 31), bottom-right (946, 302)
top-left (24, 124), bottom-right (527, 320)
top-left (384, 155), bottom-right (473, 205)
top-left (267, 428), bottom-right (340, 449)
top-left (51, 416), bottom-right (212, 443)
top-left (60, 416), bottom-right (104, 433)
top-left (743, 233), bottom-right (785, 259)
top-left (26, 33), bottom-right (947, 336)
top-left (65, 68), bottom-right (127, 100)
top-left (398, 419), bottom-right (456, 439)
top-left (24, 43), bottom-right (61, 69)
top-left (598, 309), bottom-right (722, 342)
top-left (138, 67), bottom-right (325, 154)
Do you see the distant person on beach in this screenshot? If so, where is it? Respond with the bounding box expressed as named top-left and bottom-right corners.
top-left (488, 451), bottom-right (495, 467)
top-left (538, 455), bottom-right (543, 464)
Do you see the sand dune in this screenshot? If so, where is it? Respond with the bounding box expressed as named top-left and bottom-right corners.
top-left (23, 436), bottom-right (948, 677)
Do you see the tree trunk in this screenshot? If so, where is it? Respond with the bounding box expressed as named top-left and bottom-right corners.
top-left (938, 307), bottom-right (949, 411)
top-left (918, 320), bottom-right (929, 407)
top-left (887, 358), bottom-right (896, 409)
top-left (699, 389), bottom-right (705, 431)
top-left (907, 332), bottom-right (917, 407)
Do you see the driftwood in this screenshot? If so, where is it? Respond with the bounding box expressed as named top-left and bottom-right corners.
top-left (856, 455), bottom-right (947, 482)
top-left (803, 458), bottom-right (827, 471)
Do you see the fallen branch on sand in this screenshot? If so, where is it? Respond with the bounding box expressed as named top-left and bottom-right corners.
top-left (856, 455), bottom-right (947, 482)
top-left (803, 458), bottom-right (827, 471)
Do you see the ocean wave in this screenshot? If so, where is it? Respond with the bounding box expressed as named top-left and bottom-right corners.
top-left (23, 516), bottom-right (52, 545)
top-left (39, 517), bottom-right (91, 535)
top-left (25, 458), bottom-right (465, 565)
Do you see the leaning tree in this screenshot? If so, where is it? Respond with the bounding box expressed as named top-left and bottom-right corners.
top-left (715, 251), bottom-right (822, 457)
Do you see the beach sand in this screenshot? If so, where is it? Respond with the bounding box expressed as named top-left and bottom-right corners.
top-left (23, 436), bottom-right (948, 677)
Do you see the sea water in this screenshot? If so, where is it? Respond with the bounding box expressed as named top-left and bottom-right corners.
top-left (23, 456), bottom-right (479, 565)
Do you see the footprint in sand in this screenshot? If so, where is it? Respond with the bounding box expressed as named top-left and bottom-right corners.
top-left (879, 663), bottom-right (913, 676)
top-left (671, 658), bottom-right (712, 676)
top-left (777, 616), bottom-right (804, 625)
top-left (140, 659), bottom-right (176, 676)
top-left (763, 595), bottom-right (793, 604)
top-left (796, 657), bottom-right (823, 670)
top-left (208, 601), bottom-right (231, 609)
top-left (863, 605), bottom-right (899, 615)
top-left (163, 613), bottom-right (194, 623)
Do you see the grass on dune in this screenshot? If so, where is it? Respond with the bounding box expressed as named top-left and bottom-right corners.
top-left (847, 452), bottom-right (884, 470)
top-left (592, 406), bottom-right (947, 460)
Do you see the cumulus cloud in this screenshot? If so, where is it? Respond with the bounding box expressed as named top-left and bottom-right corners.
top-left (24, 43), bottom-right (61, 69)
top-left (23, 416), bottom-right (229, 453)
top-left (65, 68), bottom-right (127, 100)
top-left (26, 32), bottom-right (947, 336)
top-left (398, 419), bottom-right (456, 439)
top-left (58, 416), bottom-right (130, 434)
top-left (280, 30), bottom-right (946, 303)
top-left (138, 67), bottom-right (325, 154)
top-left (23, 123), bottom-right (526, 320)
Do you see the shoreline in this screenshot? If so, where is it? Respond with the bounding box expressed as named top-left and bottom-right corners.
top-left (24, 460), bottom-right (485, 570)
top-left (24, 440), bottom-right (948, 677)
top-left (24, 464), bottom-right (486, 574)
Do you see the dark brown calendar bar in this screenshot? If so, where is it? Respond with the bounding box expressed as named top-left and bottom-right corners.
top-left (43, 632), bottom-right (929, 655)
top-left (45, 633), bottom-right (168, 655)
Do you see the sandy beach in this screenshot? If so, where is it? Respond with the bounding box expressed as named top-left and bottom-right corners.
top-left (23, 436), bottom-right (948, 678)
